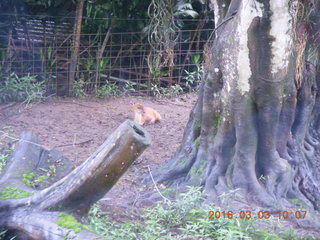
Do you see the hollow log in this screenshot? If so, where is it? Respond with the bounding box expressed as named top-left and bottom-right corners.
top-left (0, 120), bottom-right (151, 240)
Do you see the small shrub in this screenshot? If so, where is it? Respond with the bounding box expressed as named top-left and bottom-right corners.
top-left (22, 172), bottom-right (36, 187)
top-left (95, 82), bottom-right (119, 98)
top-left (122, 81), bottom-right (136, 96)
top-left (183, 64), bottom-right (203, 92)
top-left (0, 73), bottom-right (45, 104)
top-left (163, 84), bottom-right (183, 97)
top-left (71, 79), bottom-right (87, 98)
top-left (150, 83), bottom-right (162, 96)
top-left (151, 83), bottom-right (183, 98)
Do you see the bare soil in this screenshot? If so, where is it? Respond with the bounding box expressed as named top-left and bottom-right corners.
top-left (1, 95), bottom-right (320, 238)
top-left (0, 94), bottom-right (197, 219)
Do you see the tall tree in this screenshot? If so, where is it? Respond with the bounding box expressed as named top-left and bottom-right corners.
top-left (154, 0), bottom-right (320, 219)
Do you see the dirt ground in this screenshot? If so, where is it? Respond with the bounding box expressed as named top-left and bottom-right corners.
top-left (2, 95), bottom-right (320, 238)
top-left (0, 93), bottom-right (197, 219)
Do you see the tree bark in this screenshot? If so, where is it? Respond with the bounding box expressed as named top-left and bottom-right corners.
top-left (0, 120), bottom-right (151, 239)
top-left (153, 0), bottom-right (320, 227)
top-left (67, 0), bottom-right (85, 96)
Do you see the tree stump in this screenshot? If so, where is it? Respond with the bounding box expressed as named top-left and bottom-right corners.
top-left (0, 120), bottom-right (151, 240)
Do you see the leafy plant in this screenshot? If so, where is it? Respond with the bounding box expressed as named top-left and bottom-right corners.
top-left (184, 65), bottom-right (202, 92)
top-left (0, 153), bottom-right (9, 174)
top-left (22, 172), bottom-right (37, 187)
top-left (163, 84), bottom-right (183, 97)
top-left (151, 83), bottom-right (183, 97)
top-left (71, 79), bottom-right (87, 98)
top-left (122, 81), bottom-right (136, 96)
top-left (0, 187), bottom-right (32, 200)
top-left (0, 126), bottom-right (16, 174)
top-left (0, 73), bottom-right (45, 104)
top-left (22, 165), bottom-right (57, 188)
top-left (150, 83), bottom-right (162, 96)
top-left (87, 187), bottom-right (304, 240)
top-left (40, 45), bottom-right (57, 72)
top-left (95, 82), bottom-right (120, 98)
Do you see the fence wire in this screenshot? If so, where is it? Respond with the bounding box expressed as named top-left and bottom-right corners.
top-left (0, 15), bottom-right (214, 96)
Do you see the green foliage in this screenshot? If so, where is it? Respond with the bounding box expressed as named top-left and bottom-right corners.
top-left (150, 83), bottom-right (161, 96)
top-left (151, 83), bottom-right (183, 97)
top-left (71, 79), bottom-right (87, 98)
top-left (213, 113), bottom-right (222, 129)
top-left (40, 46), bottom-right (57, 77)
top-left (122, 81), bottom-right (136, 96)
top-left (87, 187), bottom-right (304, 240)
top-left (163, 84), bottom-right (184, 97)
top-left (95, 82), bottom-right (120, 98)
top-left (49, 164), bottom-right (57, 174)
top-left (34, 174), bottom-right (49, 183)
top-left (189, 160), bottom-right (206, 178)
top-left (183, 63), bottom-right (203, 93)
top-left (0, 187), bottom-right (32, 200)
top-left (21, 165), bottom-right (56, 188)
top-left (192, 136), bottom-right (200, 147)
top-left (84, 0), bottom-right (150, 33)
top-left (88, 187), bottom-right (205, 239)
top-left (88, 206), bottom-right (141, 240)
top-left (0, 126), bottom-right (16, 174)
top-left (98, 56), bottom-right (110, 71)
top-left (0, 153), bottom-right (9, 174)
top-left (0, 73), bottom-right (45, 104)
top-left (57, 213), bottom-right (88, 234)
top-left (22, 172), bottom-right (37, 187)
top-left (193, 119), bottom-right (201, 132)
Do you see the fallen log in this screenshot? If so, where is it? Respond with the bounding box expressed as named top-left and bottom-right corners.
top-left (0, 120), bottom-right (151, 240)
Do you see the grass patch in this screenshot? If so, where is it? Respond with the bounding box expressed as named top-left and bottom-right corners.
top-left (0, 187), bottom-right (32, 200)
top-left (0, 73), bottom-right (45, 104)
top-left (87, 187), bottom-right (305, 240)
top-left (22, 172), bottom-right (36, 187)
top-left (22, 166), bottom-right (55, 188)
top-left (57, 213), bottom-right (89, 234)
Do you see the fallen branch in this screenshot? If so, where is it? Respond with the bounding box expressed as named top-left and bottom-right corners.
top-left (0, 120), bottom-right (151, 239)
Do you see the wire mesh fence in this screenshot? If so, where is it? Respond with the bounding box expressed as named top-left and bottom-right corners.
top-left (0, 15), bottom-right (214, 97)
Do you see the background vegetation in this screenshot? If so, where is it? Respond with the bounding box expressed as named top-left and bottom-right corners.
top-left (0, 0), bottom-right (213, 101)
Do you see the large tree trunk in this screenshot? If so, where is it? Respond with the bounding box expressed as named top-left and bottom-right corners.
top-left (0, 120), bottom-right (151, 239)
top-left (153, 0), bottom-right (320, 227)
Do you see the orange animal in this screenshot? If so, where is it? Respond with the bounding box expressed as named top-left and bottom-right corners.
top-left (133, 103), bottom-right (162, 125)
